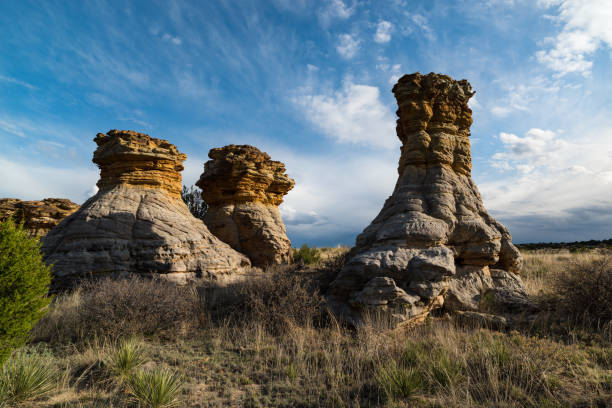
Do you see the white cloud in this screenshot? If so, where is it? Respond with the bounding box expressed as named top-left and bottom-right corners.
top-left (374, 21), bottom-right (394, 43)
top-left (336, 34), bottom-right (360, 58)
top-left (0, 156), bottom-right (98, 203)
top-left (162, 33), bottom-right (182, 45)
top-left (268, 147), bottom-right (399, 245)
top-left (293, 80), bottom-right (398, 149)
top-left (318, 0), bottom-right (354, 26)
top-left (536, 0), bottom-right (612, 76)
top-left (482, 126), bottom-right (612, 229)
top-left (491, 128), bottom-right (567, 171)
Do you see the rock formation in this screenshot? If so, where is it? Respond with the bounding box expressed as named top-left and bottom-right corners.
top-left (196, 145), bottom-right (294, 267)
top-left (327, 72), bottom-right (526, 327)
top-left (0, 198), bottom-right (79, 237)
top-left (41, 130), bottom-right (250, 289)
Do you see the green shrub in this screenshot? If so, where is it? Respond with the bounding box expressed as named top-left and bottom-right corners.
top-left (0, 218), bottom-right (52, 365)
top-left (127, 369), bottom-right (183, 408)
top-left (0, 348), bottom-right (57, 404)
top-left (293, 244), bottom-right (321, 265)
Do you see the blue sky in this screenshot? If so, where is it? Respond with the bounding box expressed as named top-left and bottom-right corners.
top-left (1, 0), bottom-right (611, 246)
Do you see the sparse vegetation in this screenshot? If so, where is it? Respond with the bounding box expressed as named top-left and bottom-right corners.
top-left (0, 217), bottom-right (52, 365)
top-left (3, 248), bottom-right (607, 406)
top-left (292, 243), bottom-right (322, 264)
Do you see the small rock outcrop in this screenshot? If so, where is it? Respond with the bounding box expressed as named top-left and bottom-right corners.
top-left (328, 73), bottom-right (526, 327)
top-left (0, 198), bottom-right (79, 237)
top-left (42, 130), bottom-right (250, 289)
top-left (196, 145), bottom-right (294, 267)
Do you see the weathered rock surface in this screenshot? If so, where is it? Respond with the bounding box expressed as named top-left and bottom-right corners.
top-left (196, 145), bottom-right (294, 267)
top-left (0, 198), bottom-right (79, 237)
top-left (41, 130), bottom-right (250, 289)
top-left (327, 72), bottom-right (526, 327)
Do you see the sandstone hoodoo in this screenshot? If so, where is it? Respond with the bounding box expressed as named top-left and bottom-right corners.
top-left (41, 130), bottom-right (250, 288)
top-left (0, 198), bottom-right (79, 237)
top-left (328, 73), bottom-right (526, 327)
top-left (196, 145), bottom-right (295, 267)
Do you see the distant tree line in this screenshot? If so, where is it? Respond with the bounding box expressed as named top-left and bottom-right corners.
top-left (516, 238), bottom-right (612, 252)
top-left (181, 185), bottom-right (207, 221)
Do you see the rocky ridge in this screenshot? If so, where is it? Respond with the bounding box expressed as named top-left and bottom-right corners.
top-left (328, 72), bottom-right (527, 327)
top-left (0, 198), bottom-right (79, 237)
top-left (197, 145), bottom-right (295, 267)
top-left (41, 130), bottom-right (250, 289)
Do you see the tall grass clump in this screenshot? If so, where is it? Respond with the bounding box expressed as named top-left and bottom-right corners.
top-left (0, 348), bottom-right (57, 404)
top-left (127, 369), bottom-right (183, 408)
top-left (0, 218), bottom-right (51, 364)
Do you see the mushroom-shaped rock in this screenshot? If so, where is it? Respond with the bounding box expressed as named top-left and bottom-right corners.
top-left (196, 145), bottom-right (295, 267)
top-left (327, 73), bottom-right (526, 327)
top-left (41, 130), bottom-right (250, 289)
top-left (0, 198), bottom-right (79, 237)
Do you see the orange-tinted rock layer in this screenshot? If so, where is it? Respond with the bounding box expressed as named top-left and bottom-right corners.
top-left (94, 130), bottom-right (186, 198)
top-left (197, 145), bottom-right (295, 266)
top-left (0, 198), bottom-right (79, 237)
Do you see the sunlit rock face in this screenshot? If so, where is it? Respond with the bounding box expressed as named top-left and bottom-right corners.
top-left (41, 130), bottom-right (250, 289)
top-left (197, 145), bottom-right (295, 267)
top-left (0, 198), bottom-right (79, 237)
top-left (327, 73), bottom-right (524, 328)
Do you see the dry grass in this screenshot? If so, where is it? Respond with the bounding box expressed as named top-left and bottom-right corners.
top-left (8, 249), bottom-right (611, 407)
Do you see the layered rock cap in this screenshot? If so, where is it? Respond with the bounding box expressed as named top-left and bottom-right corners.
top-left (196, 145), bottom-right (295, 266)
top-left (42, 130), bottom-right (250, 289)
top-left (328, 72), bottom-right (525, 327)
top-left (93, 129), bottom-right (186, 198)
top-left (0, 198), bottom-right (79, 237)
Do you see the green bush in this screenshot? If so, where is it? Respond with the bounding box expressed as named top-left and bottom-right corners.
top-left (0, 218), bottom-right (52, 365)
top-left (293, 244), bottom-right (321, 265)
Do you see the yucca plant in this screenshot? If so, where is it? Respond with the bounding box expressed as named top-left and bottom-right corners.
top-left (127, 369), bottom-right (183, 408)
top-left (106, 338), bottom-right (148, 382)
top-left (0, 349), bottom-right (57, 404)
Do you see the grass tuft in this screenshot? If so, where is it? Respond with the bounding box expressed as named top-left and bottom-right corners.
top-left (0, 348), bottom-right (57, 404)
top-left (106, 338), bottom-right (148, 382)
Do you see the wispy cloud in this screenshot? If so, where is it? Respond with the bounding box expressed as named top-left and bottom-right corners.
top-left (536, 0), bottom-right (612, 76)
top-left (0, 75), bottom-right (36, 90)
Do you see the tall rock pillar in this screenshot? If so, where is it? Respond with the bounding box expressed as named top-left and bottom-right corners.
top-left (328, 73), bottom-right (524, 327)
